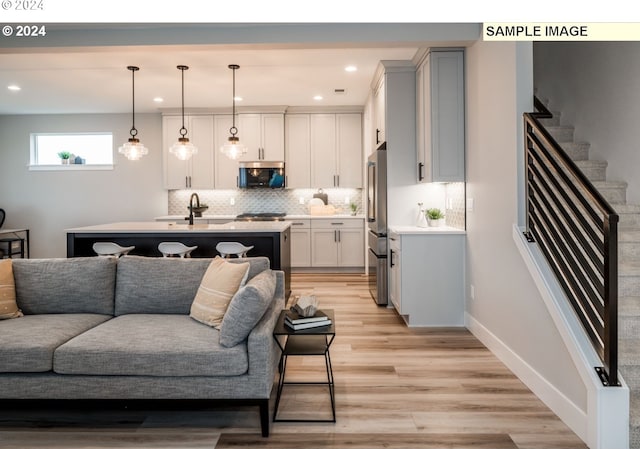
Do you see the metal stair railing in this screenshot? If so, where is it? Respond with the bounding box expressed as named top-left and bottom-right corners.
top-left (524, 97), bottom-right (619, 387)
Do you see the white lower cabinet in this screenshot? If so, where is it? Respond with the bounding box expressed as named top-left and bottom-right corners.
top-left (310, 218), bottom-right (364, 268)
top-left (289, 219), bottom-right (311, 267)
top-left (388, 229), bottom-right (464, 326)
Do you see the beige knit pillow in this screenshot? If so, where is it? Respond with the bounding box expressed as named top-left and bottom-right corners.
top-left (189, 257), bottom-right (250, 329)
top-left (0, 259), bottom-right (23, 320)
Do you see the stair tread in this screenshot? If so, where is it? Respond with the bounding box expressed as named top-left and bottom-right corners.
top-left (574, 160), bottom-right (608, 168)
top-left (592, 180), bottom-right (629, 188)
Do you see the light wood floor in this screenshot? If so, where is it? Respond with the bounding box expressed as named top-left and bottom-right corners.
top-left (0, 273), bottom-right (587, 449)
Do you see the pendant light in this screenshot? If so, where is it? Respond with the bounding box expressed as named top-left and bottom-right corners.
top-left (118, 66), bottom-right (149, 161)
top-left (220, 64), bottom-right (247, 160)
top-left (170, 65), bottom-right (198, 161)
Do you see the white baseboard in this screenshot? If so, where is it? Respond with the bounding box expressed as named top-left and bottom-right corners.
top-left (465, 312), bottom-right (588, 442)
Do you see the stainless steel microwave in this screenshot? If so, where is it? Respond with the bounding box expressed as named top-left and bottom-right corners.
top-left (238, 161), bottom-right (286, 189)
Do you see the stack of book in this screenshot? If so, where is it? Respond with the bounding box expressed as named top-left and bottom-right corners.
top-left (284, 309), bottom-right (332, 331)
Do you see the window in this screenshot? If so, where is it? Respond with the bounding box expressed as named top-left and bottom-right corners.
top-left (30, 133), bottom-right (114, 169)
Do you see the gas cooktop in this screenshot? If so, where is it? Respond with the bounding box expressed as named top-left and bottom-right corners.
top-left (235, 212), bottom-right (287, 221)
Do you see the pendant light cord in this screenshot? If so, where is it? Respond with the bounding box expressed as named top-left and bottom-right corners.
top-left (178, 65), bottom-right (189, 138)
top-left (229, 64), bottom-right (239, 137)
top-left (127, 66), bottom-right (139, 138)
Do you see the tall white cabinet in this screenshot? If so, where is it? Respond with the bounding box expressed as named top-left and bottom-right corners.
top-left (162, 115), bottom-right (215, 189)
top-left (416, 49), bottom-right (465, 183)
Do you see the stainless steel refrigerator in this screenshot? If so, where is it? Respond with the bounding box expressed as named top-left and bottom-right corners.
top-left (367, 142), bottom-right (388, 305)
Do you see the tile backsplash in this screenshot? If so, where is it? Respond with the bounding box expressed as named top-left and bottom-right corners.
top-left (445, 182), bottom-right (466, 229)
top-left (168, 188), bottom-right (363, 216)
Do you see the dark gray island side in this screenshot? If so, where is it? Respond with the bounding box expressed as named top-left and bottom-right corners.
top-left (66, 221), bottom-right (291, 297)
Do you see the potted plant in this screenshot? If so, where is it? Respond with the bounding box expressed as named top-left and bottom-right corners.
top-left (57, 151), bottom-right (71, 165)
top-left (349, 202), bottom-right (358, 216)
top-left (426, 208), bottom-right (445, 227)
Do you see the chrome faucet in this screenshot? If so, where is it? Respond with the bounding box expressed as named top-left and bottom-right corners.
top-left (188, 193), bottom-right (200, 225)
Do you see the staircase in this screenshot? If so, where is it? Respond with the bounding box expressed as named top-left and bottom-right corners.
top-left (539, 108), bottom-right (640, 448)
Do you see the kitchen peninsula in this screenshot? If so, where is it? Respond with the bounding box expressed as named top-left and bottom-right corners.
top-left (66, 221), bottom-right (291, 295)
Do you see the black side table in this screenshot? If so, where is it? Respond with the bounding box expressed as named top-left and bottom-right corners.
top-left (272, 309), bottom-right (336, 422)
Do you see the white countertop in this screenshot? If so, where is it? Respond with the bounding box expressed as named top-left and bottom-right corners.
top-left (155, 214), bottom-right (365, 221)
top-left (67, 221), bottom-right (292, 233)
top-left (389, 225), bottom-right (466, 235)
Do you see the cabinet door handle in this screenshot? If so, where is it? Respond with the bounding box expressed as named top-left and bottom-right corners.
top-left (337, 230), bottom-right (341, 242)
top-left (185, 176), bottom-right (188, 188)
top-left (390, 249), bottom-right (395, 267)
top-left (292, 222), bottom-right (305, 226)
top-left (334, 230), bottom-right (337, 242)
top-left (376, 128), bottom-right (381, 145)
top-left (418, 162), bottom-right (424, 181)
top-left (336, 174), bottom-right (340, 187)
top-left (331, 222), bottom-right (344, 225)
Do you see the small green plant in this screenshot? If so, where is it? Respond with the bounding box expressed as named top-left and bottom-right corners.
top-left (57, 151), bottom-right (71, 160)
top-left (426, 208), bottom-right (445, 220)
top-left (349, 202), bottom-right (358, 213)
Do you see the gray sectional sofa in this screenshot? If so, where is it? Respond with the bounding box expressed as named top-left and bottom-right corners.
top-left (0, 256), bottom-right (285, 437)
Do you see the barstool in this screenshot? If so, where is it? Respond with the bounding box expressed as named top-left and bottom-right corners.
top-left (92, 242), bottom-right (135, 258)
top-left (158, 242), bottom-right (198, 258)
top-left (215, 242), bottom-right (254, 258)
top-left (0, 208), bottom-right (25, 259)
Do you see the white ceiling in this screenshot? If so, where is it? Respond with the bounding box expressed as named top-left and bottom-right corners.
top-left (0, 24), bottom-right (479, 115)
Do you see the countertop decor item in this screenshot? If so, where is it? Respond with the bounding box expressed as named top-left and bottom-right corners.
top-left (169, 65), bottom-right (198, 161)
top-left (220, 64), bottom-right (248, 160)
top-left (416, 203), bottom-right (428, 227)
top-left (426, 208), bottom-right (445, 227)
top-left (118, 66), bottom-right (148, 161)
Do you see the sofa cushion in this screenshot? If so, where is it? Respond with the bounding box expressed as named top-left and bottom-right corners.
top-left (12, 258), bottom-right (117, 315)
top-left (114, 256), bottom-right (269, 316)
top-left (54, 314), bottom-right (249, 377)
top-left (219, 269), bottom-right (276, 348)
top-left (0, 259), bottom-right (23, 320)
top-left (0, 314), bottom-right (112, 372)
top-left (189, 257), bottom-right (250, 329)
top-left (115, 256), bottom-right (212, 315)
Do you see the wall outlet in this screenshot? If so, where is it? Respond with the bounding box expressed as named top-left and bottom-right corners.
top-left (299, 196), bottom-right (305, 205)
top-left (467, 198), bottom-right (474, 212)
top-left (229, 197), bottom-right (235, 206)
top-left (470, 284), bottom-right (475, 300)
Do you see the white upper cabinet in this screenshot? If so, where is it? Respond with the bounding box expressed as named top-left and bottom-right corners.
top-left (373, 78), bottom-right (386, 147)
top-left (416, 49), bottom-right (465, 183)
top-left (237, 113), bottom-right (285, 161)
top-left (162, 115), bottom-right (215, 190)
top-left (309, 113), bottom-right (362, 189)
top-left (285, 114), bottom-right (311, 189)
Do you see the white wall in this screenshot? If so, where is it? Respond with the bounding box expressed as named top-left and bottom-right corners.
top-left (0, 113), bottom-right (166, 257)
top-left (465, 39), bottom-right (589, 421)
top-left (534, 41), bottom-right (640, 204)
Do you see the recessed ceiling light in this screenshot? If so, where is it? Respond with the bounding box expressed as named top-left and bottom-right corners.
top-left (313, 95), bottom-right (323, 101)
top-left (345, 65), bottom-right (357, 72)
top-left (7, 85), bottom-right (21, 91)
top-left (153, 97), bottom-right (164, 103)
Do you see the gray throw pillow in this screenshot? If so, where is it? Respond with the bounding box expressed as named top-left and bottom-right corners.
top-left (219, 269), bottom-right (276, 348)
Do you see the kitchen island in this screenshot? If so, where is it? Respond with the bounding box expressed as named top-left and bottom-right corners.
top-left (66, 221), bottom-right (291, 296)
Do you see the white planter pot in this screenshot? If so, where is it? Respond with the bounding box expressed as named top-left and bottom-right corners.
top-left (427, 218), bottom-right (444, 227)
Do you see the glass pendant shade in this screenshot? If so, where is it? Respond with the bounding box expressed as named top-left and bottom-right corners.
top-left (220, 135), bottom-right (247, 160)
top-left (171, 65), bottom-right (198, 161)
top-left (220, 64), bottom-right (247, 160)
top-left (120, 65), bottom-right (148, 161)
top-left (170, 137), bottom-right (198, 161)
top-left (118, 137), bottom-right (148, 161)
